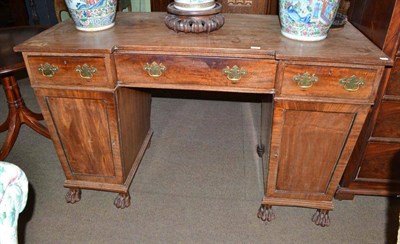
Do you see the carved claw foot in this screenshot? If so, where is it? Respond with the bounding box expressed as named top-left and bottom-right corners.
top-left (312, 209), bottom-right (330, 227)
top-left (65, 188), bottom-right (81, 204)
top-left (257, 204), bottom-right (275, 222)
top-left (114, 193), bottom-right (131, 209)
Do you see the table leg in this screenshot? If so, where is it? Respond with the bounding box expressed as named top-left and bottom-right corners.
top-left (0, 115), bottom-right (9, 132)
top-left (0, 75), bottom-right (50, 160)
top-left (0, 110), bottom-right (21, 161)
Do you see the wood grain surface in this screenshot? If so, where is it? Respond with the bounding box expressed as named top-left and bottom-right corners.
top-left (15, 13), bottom-right (391, 66)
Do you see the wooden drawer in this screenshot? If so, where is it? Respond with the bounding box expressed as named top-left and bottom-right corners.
top-left (385, 57), bottom-right (400, 96)
top-left (372, 100), bottom-right (400, 139)
top-left (356, 142), bottom-right (400, 182)
top-left (279, 63), bottom-right (379, 101)
top-left (115, 54), bottom-right (277, 92)
top-left (26, 56), bottom-right (112, 87)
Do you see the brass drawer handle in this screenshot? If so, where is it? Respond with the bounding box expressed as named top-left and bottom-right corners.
top-left (75, 64), bottom-right (97, 79)
top-left (38, 63), bottom-right (59, 78)
top-left (223, 65), bottom-right (247, 83)
top-left (293, 72), bottom-right (318, 89)
top-left (339, 75), bottom-right (365, 92)
top-left (143, 61), bottom-right (166, 78)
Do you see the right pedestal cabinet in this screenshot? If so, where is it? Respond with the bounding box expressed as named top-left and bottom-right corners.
top-left (336, 0), bottom-right (400, 199)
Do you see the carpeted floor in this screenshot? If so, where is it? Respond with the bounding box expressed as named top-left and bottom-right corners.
top-left (1, 77), bottom-right (399, 243)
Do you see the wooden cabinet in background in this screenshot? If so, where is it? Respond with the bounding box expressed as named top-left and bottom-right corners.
top-left (0, 0), bottom-right (28, 26)
top-left (150, 0), bottom-right (278, 14)
top-left (219, 0), bottom-right (277, 14)
top-left (336, 0), bottom-right (400, 199)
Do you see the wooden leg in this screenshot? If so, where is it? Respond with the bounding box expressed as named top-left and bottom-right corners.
top-left (20, 106), bottom-right (50, 138)
top-left (0, 74), bottom-right (50, 160)
top-left (114, 193), bottom-right (131, 209)
top-left (0, 115), bottom-right (10, 132)
top-left (312, 209), bottom-right (330, 227)
top-left (257, 204), bottom-right (275, 223)
top-left (65, 188), bottom-right (82, 204)
top-left (0, 112), bottom-right (21, 161)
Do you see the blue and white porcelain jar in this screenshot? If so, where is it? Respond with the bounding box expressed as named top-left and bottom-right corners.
top-left (65, 0), bottom-right (117, 32)
top-left (279, 0), bottom-right (340, 41)
top-left (174, 0), bottom-right (216, 11)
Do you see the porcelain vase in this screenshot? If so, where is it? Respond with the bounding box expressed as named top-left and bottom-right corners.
top-left (174, 0), bottom-right (216, 11)
top-left (65, 0), bottom-right (117, 32)
top-left (279, 0), bottom-right (340, 41)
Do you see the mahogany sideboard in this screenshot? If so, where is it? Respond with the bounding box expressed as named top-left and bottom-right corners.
top-left (15, 13), bottom-right (391, 226)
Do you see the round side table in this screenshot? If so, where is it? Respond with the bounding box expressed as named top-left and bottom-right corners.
top-left (0, 26), bottom-right (50, 160)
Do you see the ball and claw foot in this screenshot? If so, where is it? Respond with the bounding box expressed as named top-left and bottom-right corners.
top-left (114, 193), bottom-right (131, 209)
top-left (257, 204), bottom-right (275, 223)
top-left (66, 188), bottom-right (81, 204)
top-left (312, 209), bottom-right (330, 227)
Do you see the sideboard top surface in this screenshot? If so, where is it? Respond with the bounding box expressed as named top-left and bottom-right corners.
top-left (15, 12), bottom-right (391, 66)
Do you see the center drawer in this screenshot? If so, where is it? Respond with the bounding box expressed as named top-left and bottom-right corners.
top-left (115, 54), bottom-right (277, 92)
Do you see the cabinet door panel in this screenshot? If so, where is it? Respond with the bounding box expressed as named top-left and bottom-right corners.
top-left (265, 100), bottom-right (369, 207)
top-left (276, 110), bottom-right (354, 194)
top-left (46, 95), bottom-right (116, 179)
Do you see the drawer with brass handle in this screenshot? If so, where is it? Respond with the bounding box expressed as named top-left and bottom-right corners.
top-left (143, 61), bottom-right (167, 78)
top-left (115, 54), bottom-right (276, 93)
top-left (26, 56), bottom-right (112, 88)
top-left (278, 62), bottom-right (381, 102)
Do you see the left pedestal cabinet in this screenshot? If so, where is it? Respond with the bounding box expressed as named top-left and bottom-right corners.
top-left (24, 53), bottom-right (152, 208)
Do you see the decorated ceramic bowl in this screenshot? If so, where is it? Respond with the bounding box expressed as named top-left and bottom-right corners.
top-left (174, 0), bottom-right (216, 11)
top-left (279, 0), bottom-right (340, 41)
top-left (65, 0), bottom-right (117, 32)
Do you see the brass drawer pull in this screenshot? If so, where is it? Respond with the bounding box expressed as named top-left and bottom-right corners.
top-left (293, 72), bottom-right (318, 89)
top-left (38, 63), bottom-right (59, 78)
top-left (339, 75), bottom-right (365, 92)
top-left (223, 65), bottom-right (247, 83)
top-left (143, 61), bottom-right (166, 78)
top-left (75, 64), bottom-right (97, 79)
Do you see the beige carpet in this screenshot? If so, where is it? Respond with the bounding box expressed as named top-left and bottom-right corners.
top-left (1, 77), bottom-right (399, 243)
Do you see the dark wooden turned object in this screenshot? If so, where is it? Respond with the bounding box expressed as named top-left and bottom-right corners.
top-left (0, 26), bottom-right (50, 160)
top-left (165, 2), bottom-right (224, 33)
